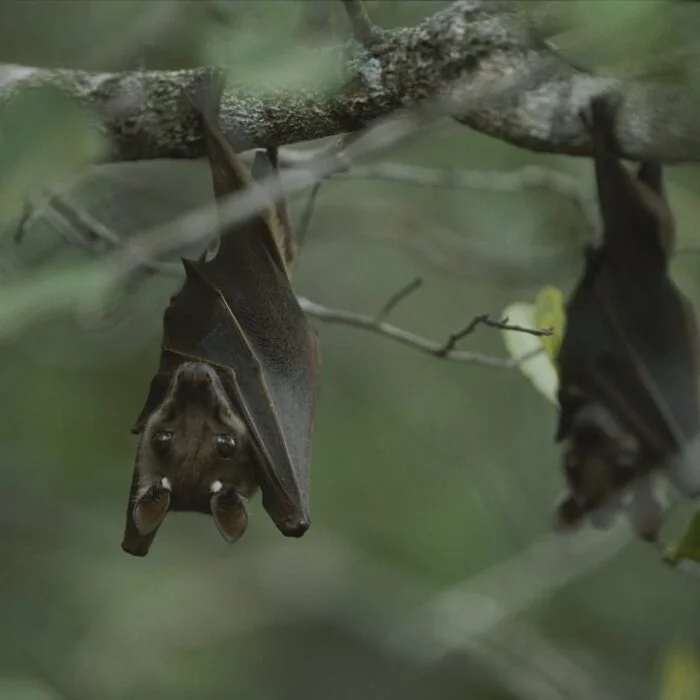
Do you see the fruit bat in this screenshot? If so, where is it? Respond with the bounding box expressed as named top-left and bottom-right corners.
top-left (554, 96), bottom-right (700, 541)
top-left (121, 72), bottom-right (320, 557)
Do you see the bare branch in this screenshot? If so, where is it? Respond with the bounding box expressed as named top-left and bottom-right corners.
top-left (296, 181), bottom-right (323, 247)
top-left (298, 295), bottom-right (545, 369)
top-left (374, 277), bottom-right (423, 323)
top-left (331, 161), bottom-right (600, 239)
top-left (1, 2), bottom-right (699, 162)
top-left (437, 314), bottom-right (553, 357)
top-left (107, 104), bottom-right (442, 284)
top-left (340, 0), bottom-right (378, 46)
top-left (16, 185), bottom-right (549, 371)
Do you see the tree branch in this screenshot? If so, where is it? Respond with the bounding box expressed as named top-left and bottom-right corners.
top-left (2, 1), bottom-right (700, 163)
top-left (297, 294), bottom-right (547, 369)
top-left (330, 161), bottom-right (599, 239)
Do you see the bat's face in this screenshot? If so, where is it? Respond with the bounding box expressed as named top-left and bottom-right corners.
top-left (556, 402), bottom-right (663, 540)
top-left (131, 362), bottom-right (258, 544)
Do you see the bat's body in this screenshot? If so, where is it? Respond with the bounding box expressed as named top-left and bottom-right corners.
top-left (555, 98), bottom-right (700, 540)
top-left (122, 73), bottom-right (320, 557)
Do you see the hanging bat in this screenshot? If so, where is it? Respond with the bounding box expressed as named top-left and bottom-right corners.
top-left (554, 95), bottom-right (700, 541)
top-left (121, 72), bottom-right (320, 557)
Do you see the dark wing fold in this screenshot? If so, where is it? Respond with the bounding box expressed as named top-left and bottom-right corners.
top-left (144, 69), bottom-right (321, 536)
top-left (161, 251), bottom-right (317, 534)
top-left (186, 72), bottom-right (287, 274)
top-left (558, 97), bottom-right (700, 464)
top-left (587, 97), bottom-right (673, 265)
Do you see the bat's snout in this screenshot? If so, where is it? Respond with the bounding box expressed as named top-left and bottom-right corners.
top-left (172, 362), bottom-right (222, 404)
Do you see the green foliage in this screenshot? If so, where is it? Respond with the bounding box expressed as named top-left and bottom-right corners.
top-left (548, 0), bottom-right (700, 85)
top-left (0, 86), bottom-right (104, 225)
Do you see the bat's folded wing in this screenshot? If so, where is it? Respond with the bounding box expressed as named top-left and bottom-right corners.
top-left (558, 262), bottom-right (699, 465)
top-left (597, 264), bottom-right (700, 446)
top-left (161, 233), bottom-right (319, 535)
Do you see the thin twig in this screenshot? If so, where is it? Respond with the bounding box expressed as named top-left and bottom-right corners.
top-left (27, 188), bottom-right (548, 370)
top-left (492, 316), bottom-right (555, 337)
top-left (298, 296), bottom-right (544, 368)
top-left (374, 277), bottom-right (422, 323)
top-left (46, 195), bottom-right (183, 278)
top-left (102, 67), bottom-right (538, 283)
top-left (340, 0), bottom-right (378, 46)
top-left (296, 181), bottom-right (323, 247)
top-left (13, 200), bottom-right (37, 243)
top-left (438, 314), bottom-right (552, 356)
top-left (277, 157), bottom-right (599, 242)
top-left (106, 104), bottom-right (444, 285)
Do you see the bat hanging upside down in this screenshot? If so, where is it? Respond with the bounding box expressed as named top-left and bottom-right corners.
top-left (121, 71), bottom-right (320, 557)
top-left (554, 96), bottom-right (700, 541)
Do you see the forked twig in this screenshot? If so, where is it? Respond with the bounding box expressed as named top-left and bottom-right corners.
top-left (374, 277), bottom-right (423, 323)
top-left (438, 314), bottom-right (553, 356)
top-left (299, 279), bottom-right (548, 368)
top-left (15, 192), bottom-right (548, 368)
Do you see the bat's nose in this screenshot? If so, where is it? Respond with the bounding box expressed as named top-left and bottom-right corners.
top-left (175, 361), bottom-right (216, 385)
top-left (173, 362), bottom-right (219, 402)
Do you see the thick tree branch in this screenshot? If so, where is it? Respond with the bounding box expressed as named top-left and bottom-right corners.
top-left (2, 1), bottom-right (700, 163)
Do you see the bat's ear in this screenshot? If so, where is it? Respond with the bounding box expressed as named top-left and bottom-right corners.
top-left (132, 479), bottom-right (171, 536)
top-left (209, 484), bottom-right (248, 543)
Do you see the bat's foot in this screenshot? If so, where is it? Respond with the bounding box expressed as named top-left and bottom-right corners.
top-left (579, 93), bottom-right (623, 155)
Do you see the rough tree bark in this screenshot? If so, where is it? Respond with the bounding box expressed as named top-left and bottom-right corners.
top-left (1, 1), bottom-right (700, 164)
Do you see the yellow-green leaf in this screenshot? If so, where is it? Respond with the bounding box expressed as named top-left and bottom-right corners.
top-left (533, 286), bottom-right (566, 364)
top-left (658, 643), bottom-right (700, 700)
top-left (663, 509), bottom-right (700, 577)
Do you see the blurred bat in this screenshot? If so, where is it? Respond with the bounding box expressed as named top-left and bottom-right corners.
top-left (554, 95), bottom-right (700, 541)
top-left (122, 71), bottom-right (320, 557)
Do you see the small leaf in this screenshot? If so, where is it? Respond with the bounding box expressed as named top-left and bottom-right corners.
top-left (501, 302), bottom-right (559, 405)
top-left (533, 286), bottom-right (566, 363)
top-left (658, 643), bottom-right (700, 700)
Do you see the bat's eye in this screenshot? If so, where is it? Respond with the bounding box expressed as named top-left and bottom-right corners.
top-left (152, 431), bottom-right (173, 451)
top-left (215, 434), bottom-right (236, 459)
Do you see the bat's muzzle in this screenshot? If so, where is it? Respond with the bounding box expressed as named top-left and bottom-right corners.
top-left (172, 362), bottom-right (222, 404)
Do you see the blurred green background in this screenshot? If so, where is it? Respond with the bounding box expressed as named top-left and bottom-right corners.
top-left (2, 2), bottom-right (700, 699)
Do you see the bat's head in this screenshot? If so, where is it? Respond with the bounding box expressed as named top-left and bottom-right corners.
top-left (555, 402), bottom-right (663, 540)
top-left (122, 362), bottom-right (258, 556)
